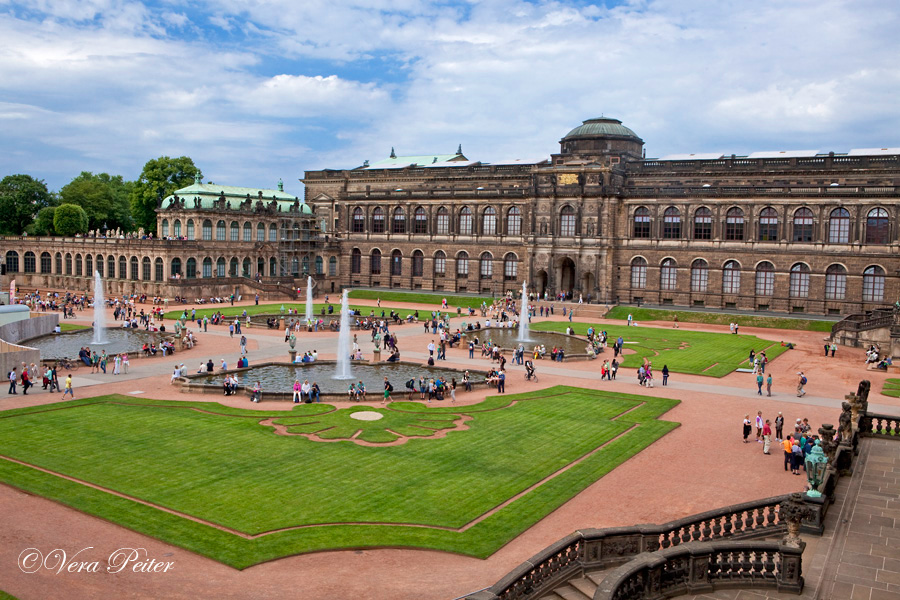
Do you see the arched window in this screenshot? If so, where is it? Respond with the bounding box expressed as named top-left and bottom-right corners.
top-left (370, 249), bottom-right (382, 275)
top-left (662, 207), bottom-right (681, 239)
top-left (243, 222), bottom-right (252, 242)
top-left (242, 258), bottom-right (251, 277)
top-left (866, 208), bottom-right (889, 244)
top-left (65, 253), bottom-right (72, 275)
top-left (202, 257), bottom-right (212, 278)
top-left (351, 248), bottom-right (361, 274)
top-left (23, 251), bottom-right (36, 273)
top-left (828, 208), bottom-right (850, 243)
top-left (412, 250), bottom-right (423, 277)
top-left (456, 251), bottom-right (469, 277)
top-left (170, 257), bottom-right (181, 277)
top-left (392, 207), bottom-right (406, 234)
top-left (414, 207), bottom-right (427, 234)
top-left (185, 257), bottom-right (196, 279)
top-left (230, 221), bottom-right (239, 242)
top-left (129, 256), bottom-right (137, 280)
top-left (459, 207), bottom-right (473, 235)
top-left (257, 223), bottom-right (265, 241)
top-left (480, 252), bottom-right (493, 279)
top-left (289, 257), bottom-right (298, 276)
top-left (268, 257), bottom-right (276, 277)
top-left (142, 257), bottom-right (151, 280)
top-left (372, 207), bottom-right (385, 233)
top-left (483, 207), bottom-right (497, 236)
top-left (390, 250), bottom-right (402, 275)
top-left (434, 251), bottom-right (446, 276)
top-left (301, 256), bottom-right (309, 275)
top-left (202, 220), bottom-right (212, 240)
top-left (257, 257), bottom-right (264, 277)
top-left (269, 223), bottom-right (277, 242)
top-left (329, 256), bottom-right (337, 276)
top-left (507, 206), bottom-right (522, 236)
top-left (690, 259), bottom-right (708, 292)
top-left (155, 258), bottom-right (164, 281)
top-left (352, 207), bottom-right (365, 233)
top-left (559, 206), bottom-right (575, 236)
top-left (216, 257), bottom-right (226, 277)
top-left (161, 219), bottom-right (169, 237)
top-left (792, 208), bottom-right (814, 242)
top-left (723, 260), bottom-right (741, 294)
top-left (187, 219), bottom-right (194, 240)
top-left (725, 208), bottom-right (744, 240)
top-left (863, 266), bottom-right (886, 302)
top-left (660, 258), bottom-right (677, 290)
top-left (755, 262), bottom-right (775, 296)
top-left (825, 264), bottom-right (846, 300)
top-left (54, 252), bottom-right (62, 274)
top-left (630, 257), bottom-right (647, 289)
top-left (759, 208), bottom-right (778, 241)
top-left (216, 220), bottom-right (226, 240)
top-left (119, 256), bottom-right (127, 279)
top-left (315, 256), bottom-right (324, 275)
top-left (790, 263), bottom-right (810, 298)
top-left (504, 253), bottom-right (518, 281)
top-left (95, 254), bottom-right (102, 277)
top-left (633, 207), bottom-right (650, 238)
top-left (693, 207), bottom-right (712, 240)
top-left (436, 207), bottom-right (449, 234)
top-left (75, 253), bottom-right (83, 276)
top-left (106, 255), bottom-right (115, 278)
top-left (173, 219), bottom-right (182, 238)
top-left (40, 252), bottom-right (51, 274)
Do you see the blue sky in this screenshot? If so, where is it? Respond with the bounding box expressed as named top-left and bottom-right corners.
top-left (1, 0), bottom-right (899, 195)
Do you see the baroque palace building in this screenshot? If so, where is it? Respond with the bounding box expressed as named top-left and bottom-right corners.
top-left (3, 117), bottom-right (900, 315)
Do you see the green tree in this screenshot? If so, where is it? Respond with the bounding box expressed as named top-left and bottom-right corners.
top-left (33, 206), bottom-right (57, 235)
top-left (0, 174), bottom-right (54, 235)
top-left (53, 203), bottom-right (89, 236)
top-left (59, 172), bottom-right (133, 231)
top-left (130, 156), bottom-right (201, 233)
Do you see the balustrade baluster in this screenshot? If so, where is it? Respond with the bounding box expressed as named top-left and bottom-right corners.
top-left (711, 516), bottom-right (722, 538)
top-left (722, 514), bottom-right (734, 536)
top-left (740, 550), bottom-right (752, 579)
top-left (876, 417), bottom-right (885, 435)
top-left (751, 550), bottom-right (764, 579)
top-left (737, 511), bottom-right (747, 534)
top-left (702, 519), bottom-right (712, 540)
top-left (754, 508), bottom-right (764, 530)
top-left (691, 523), bottom-right (702, 541)
top-left (680, 526), bottom-right (690, 544)
top-left (765, 505), bottom-right (777, 527)
top-left (763, 550), bottom-right (776, 580)
top-left (659, 533), bottom-right (670, 549)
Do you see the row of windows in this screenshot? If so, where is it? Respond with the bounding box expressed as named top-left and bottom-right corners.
top-left (159, 219), bottom-right (314, 242)
top-left (630, 257), bottom-right (885, 301)
top-left (633, 206), bottom-right (891, 244)
top-left (4, 251), bottom-right (338, 279)
top-left (349, 249), bottom-right (519, 280)
top-left (351, 206), bottom-right (526, 236)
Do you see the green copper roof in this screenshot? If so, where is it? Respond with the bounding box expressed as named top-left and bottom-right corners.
top-left (562, 117), bottom-right (640, 140)
top-left (163, 182), bottom-right (312, 214)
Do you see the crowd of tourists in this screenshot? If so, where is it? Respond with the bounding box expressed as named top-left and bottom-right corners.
top-left (742, 411), bottom-right (824, 477)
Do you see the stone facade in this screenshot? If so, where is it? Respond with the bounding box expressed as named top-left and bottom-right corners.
top-left (303, 118), bottom-right (900, 314)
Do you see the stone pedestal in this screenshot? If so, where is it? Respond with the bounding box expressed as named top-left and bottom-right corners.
top-left (174, 337), bottom-right (184, 352)
top-left (372, 348), bottom-right (381, 363)
top-left (288, 350), bottom-right (297, 363)
top-left (279, 317), bottom-right (285, 330)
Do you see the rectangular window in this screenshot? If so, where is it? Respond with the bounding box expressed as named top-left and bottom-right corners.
top-left (694, 219), bottom-right (711, 240)
top-left (373, 213), bottom-right (385, 233)
top-left (631, 265), bottom-right (646, 289)
top-left (825, 274), bottom-right (846, 300)
top-left (434, 255), bottom-right (446, 276)
top-left (755, 271), bottom-right (774, 296)
top-left (790, 272), bottom-right (810, 297)
top-left (725, 220), bottom-right (743, 240)
top-left (633, 218), bottom-right (650, 238)
top-left (504, 259), bottom-right (517, 281)
top-left (691, 268), bottom-right (708, 292)
top-left (437, 213), bottom-right (449, 234)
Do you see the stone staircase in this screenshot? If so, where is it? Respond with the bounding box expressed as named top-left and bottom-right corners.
top-left (538, 569), bottom-right (608, 600)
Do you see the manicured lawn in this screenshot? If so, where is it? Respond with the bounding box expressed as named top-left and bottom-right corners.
top-left (0, 387), bottom-right (678, 568)
top-left (604, 306), bottom-right (835, 332)
top-left (59, 323), bottom-right (91, 332)
top-left (882, 379), bottom-right (900, 397)
top-left (349, 289), bottom-right (492, 309)
top-left (533, 321), bottom-right (788, 377)
top-left (164, 303), bottom-right (438, 321)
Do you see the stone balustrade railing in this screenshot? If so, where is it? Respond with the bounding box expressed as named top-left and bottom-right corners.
top-left (860, 413), bottom-right (900, 438)
top-left (593, 541), bottom-right (804, 600)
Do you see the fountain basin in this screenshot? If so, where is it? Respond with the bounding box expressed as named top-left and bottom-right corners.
top-left (24, 328), bottom-right (165, 361)
top-left (180, 360), bottom-right (489, 401)
top-left (475, 327), bottom-right (598, 361)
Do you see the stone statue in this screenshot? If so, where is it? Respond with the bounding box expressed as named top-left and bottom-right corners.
top-left (374, 332), bottom-right (381, 350)
top-left (839, 402), bottom-right (853, 440)
top-left (779, 492), bottom-right (812, 549)
top-left (138, 227), bottom-right (145, 238)
top-left (289, 333), bottom-right (296, 350)
top-left (817, 424), bottom-right (838, 462)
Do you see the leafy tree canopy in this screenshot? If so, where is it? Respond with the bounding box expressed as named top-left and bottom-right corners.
top-left (130, 156), bottom-right (201, 233)
top-left (0, 174), bottom-right (54, 235)
top-left (59, 171), bottom-right (133, 232)
top-left (53, 203), bottom-right (89, 236)
top-left (33, 206), bottom-right (57, 236)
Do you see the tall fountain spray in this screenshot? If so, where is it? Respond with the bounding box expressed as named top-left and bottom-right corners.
top-left (305, 275), bottom-right (314, 322)
top-left (334, 289), bottom-right (353, 380)
top-left (92, 270), bottom-right (108, 344)
top-left (517, 280), bottom-right (531, 342)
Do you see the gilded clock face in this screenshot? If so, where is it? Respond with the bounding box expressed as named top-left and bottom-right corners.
top-left (558, 173), bottom-right (579, 185)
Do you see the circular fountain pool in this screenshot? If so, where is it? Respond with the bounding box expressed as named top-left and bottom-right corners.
top-left (24, 328), bottom-right (163, 360)
top-left (476, 327), bottom-right (592, 356)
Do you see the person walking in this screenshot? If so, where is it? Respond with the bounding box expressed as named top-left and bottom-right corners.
top-left (796, 372), bottom-right (807, 397)
top-left (766, 373), bottom-right (773, 397)
top-left (497, 369), bottom-right (506, 394)
top-left (21, 368), bottom-right (31, 395)
top-left (756, 372), bottom-right (764, 395)
top-left (8, 367), bottom-right (17, 394)
top-left (742, 414), bottom-right (752, 443)
top-left (662, 365), bottom-right (669, 386)
top-left (791, 438), bottom-right (803, 475)
top-left (755, 411), bottom-right (764, 442)
top-left (823, 342), bottom-right (830, 356)
top-left (240, 335), bottom-right (247, 356)
top-left (762, 419), bottom-right (772, 454)
top-left (782, 435), bottom-right (793, 471)
top-left (830, 343), bottom-right (836, 357)
top-left (382, 377), bottom-right (393, 404)
top-left (62, 374), bottom-right (75, 399)
top-left (775, 412), bottom-right (784, 441)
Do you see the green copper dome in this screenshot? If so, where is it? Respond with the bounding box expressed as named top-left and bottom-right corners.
top-left (562, 117), bottom-right (640, 140)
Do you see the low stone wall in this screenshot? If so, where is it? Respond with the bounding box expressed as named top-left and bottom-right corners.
top-left (0, 314), bottom-right (58, 377)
